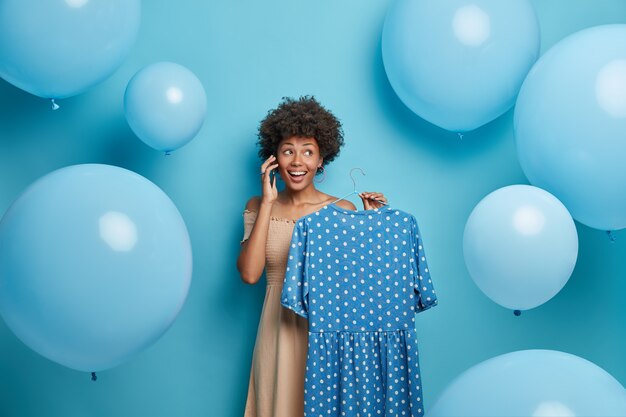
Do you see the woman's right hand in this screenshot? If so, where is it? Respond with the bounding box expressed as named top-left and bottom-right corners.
top-left (260, 155), bottom-right (279, 204)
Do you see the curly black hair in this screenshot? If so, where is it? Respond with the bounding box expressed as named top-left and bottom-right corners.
top-left (257, 96), bottom-right (344, 167)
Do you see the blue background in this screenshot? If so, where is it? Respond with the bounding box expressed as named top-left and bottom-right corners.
top-left (0, 1), bottom-right (625, 416)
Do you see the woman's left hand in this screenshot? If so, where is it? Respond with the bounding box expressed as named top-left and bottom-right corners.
top-left (359, 192), bottom-right (388, 210)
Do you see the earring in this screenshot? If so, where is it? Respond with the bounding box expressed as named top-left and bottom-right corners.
top-left (314, 166), bottom-right (326, 183)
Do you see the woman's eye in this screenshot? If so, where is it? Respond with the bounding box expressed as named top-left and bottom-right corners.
top-left (283, 149), bottom-right (292, 155)
top-left (304, 150), bottom-right (313, 156)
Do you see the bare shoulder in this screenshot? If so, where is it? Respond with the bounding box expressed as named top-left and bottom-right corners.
top-left (245, 196), bottom-right (261, 212)
top-left (333, 199), bottom-right (357, 211)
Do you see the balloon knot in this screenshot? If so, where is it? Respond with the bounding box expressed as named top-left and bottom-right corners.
top-left (457, 132), bottom-right (464, 140)
top-left (606, 230), bottom-right (616, 242)
top-left (91, 372), bottom-right (97, 382)
top-left (51, 99), bottom-right (60, 110)
top-left (165, 151), bottom-right (171, 156)
top-left (514, 310), bottom-right (521, 316)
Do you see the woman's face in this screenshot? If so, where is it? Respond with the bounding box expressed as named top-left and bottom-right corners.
top-left (276, 136), bottom-right (323, 190)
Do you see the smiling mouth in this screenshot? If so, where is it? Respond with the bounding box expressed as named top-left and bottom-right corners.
top-left (288, 171), bottom-right (307, 178)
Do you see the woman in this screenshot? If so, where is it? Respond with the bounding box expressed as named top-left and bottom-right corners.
top-left (237, 96), bottom-right (387, 417)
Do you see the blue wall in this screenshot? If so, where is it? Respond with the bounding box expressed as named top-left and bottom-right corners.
top-left (1, 1), bottom-right (625, 416)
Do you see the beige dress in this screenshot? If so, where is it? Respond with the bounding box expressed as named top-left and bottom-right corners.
top-left (242, 210), bottom-right (308, 417)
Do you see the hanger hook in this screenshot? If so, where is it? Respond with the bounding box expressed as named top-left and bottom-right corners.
top-left (349, 167), bottom-right (366, 192)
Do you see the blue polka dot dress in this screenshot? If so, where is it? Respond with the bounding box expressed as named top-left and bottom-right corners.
top-left (280, 204), bottom-right (437, 417)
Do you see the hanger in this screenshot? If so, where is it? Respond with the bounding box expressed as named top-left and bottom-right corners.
top-left (328, 167), bottom-right (388, 207)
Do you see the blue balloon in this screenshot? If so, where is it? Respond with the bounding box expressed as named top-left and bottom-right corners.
top-left (463, 185), bottom-right (578, 311)
top-left (427, 350), bottom-right (626, 417)
top-left (0, 164), bottom-right (192, 372)
top-left (124, 62), bottom-right (208, 153)
top-left (0, 0), bottom-right (140, 99)
top-left (515, 25), bottom-right (626, 231)
top-left (382, 0), bottom-right (539, 132)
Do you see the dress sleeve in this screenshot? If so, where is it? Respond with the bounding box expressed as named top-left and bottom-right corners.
top-left (240, 210), bottom-right (258, 245)
top-left (280, 220), bottom-right (309, 318)
top-left (410, 215), bottom-right (438, 313)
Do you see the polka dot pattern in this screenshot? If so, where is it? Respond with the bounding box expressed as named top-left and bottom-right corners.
top-left (280, 204), bottom-right (437, 417)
